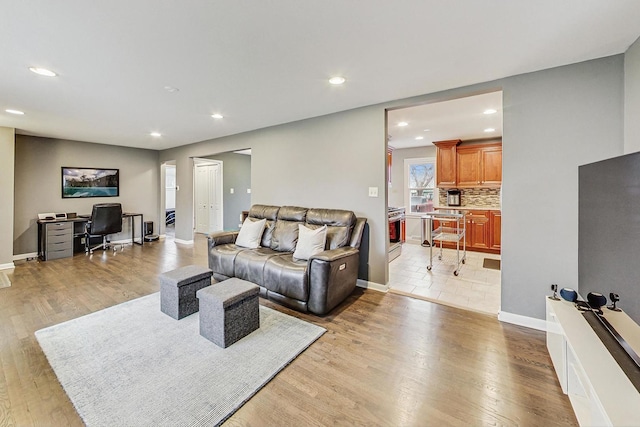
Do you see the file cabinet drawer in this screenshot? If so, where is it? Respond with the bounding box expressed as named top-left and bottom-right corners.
top-left (46, 247), bottom-right (73, 260)
top-left (47, 240), bottom-right (72, 252)
top-left (46, 222), bottom-right (72, 233)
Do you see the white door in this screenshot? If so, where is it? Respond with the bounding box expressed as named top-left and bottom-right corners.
top-left (194, 161), bottom-right (223, 234)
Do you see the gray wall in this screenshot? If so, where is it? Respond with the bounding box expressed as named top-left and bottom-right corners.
top-left (205, 152), bottom-right (252, 230)
top-left (160, 55), bottom-right (625, 320)
top-left (0, 127), bottom-right (15, 268)
top-left (625, 35), bottom-right (640, 154)
top-left (14, 135), bottom-right (160, 255)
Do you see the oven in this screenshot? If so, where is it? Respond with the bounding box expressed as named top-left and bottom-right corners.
top-left (388, 207), bottom-right (405, 262)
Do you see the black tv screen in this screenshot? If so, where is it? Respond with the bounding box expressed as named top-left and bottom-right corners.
top-left (61, 167), bottom-right (120, 198)
top-left (579, 151), bottom-right (640, 324)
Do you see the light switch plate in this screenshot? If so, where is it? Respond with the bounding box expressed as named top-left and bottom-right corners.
top-left (230, 188), bottom-right (234, 194)
top-left (368, 187), bottom-right (379, 197)
top-left (247, 188), bottom-right (251, 194)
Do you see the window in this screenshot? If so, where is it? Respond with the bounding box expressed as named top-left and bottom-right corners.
top-left (404, 157), bottom-right (435, 214)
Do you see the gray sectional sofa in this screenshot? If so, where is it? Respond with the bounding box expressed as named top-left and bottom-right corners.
top-left (207, 204), bottom-right (367, 315)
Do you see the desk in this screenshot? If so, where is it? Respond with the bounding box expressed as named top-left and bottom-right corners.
top-left (37, 213), bottom-right (144, 261)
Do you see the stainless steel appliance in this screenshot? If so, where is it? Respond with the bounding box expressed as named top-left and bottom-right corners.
top-left (447, 189), bottom-right (461, 206)
top-left (388, 207), bottom-right (405, 262)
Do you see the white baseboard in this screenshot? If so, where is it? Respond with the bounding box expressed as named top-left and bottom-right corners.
top-left (13, 252), bottom-right (38, 261)
top-left (356, 279), bottom-right (388, 292)
top-left (174, 238), bottom-right (194, 245)
top-left (498, 311), bottom-right (546, 331)
top-left (0, 262), bottom-right (16, 270)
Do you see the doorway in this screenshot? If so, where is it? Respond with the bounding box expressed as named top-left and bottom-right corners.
top-left (385, 91), bottom-right (503, 316)
top-left (193, 158), bottom-right (223, 234)
top-left (165, 163), bottom-right (176, 239)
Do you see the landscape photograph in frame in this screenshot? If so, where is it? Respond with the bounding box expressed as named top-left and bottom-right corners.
top-left (61, 167), bottom-right (120, 198)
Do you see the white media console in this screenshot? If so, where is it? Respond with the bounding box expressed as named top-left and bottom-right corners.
top-left (546, 298), bottom-right (640, 426)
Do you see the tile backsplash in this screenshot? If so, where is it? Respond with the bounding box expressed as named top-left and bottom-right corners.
top-left (439, 187), bottom-right (501, 208)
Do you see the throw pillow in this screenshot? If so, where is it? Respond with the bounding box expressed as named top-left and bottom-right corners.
top-left (235, 218), bottom-right (267, 249)
top-left (293, 224), bottom-right (327, 260)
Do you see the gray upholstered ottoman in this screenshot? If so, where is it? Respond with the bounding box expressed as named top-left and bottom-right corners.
top-left (160, 265), bottom-right (213, 320)
top-left (196, 278), bottom-right (260, 348)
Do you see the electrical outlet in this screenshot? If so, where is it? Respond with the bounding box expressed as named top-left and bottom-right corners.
top-left (230, 188), bottom-right (234, 194)
top-left (368, 187), bottom-right (378, 197)
top-left (247, 188), bottom-right (251, 194)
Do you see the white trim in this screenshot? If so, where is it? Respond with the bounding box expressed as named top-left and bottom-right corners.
top-left (13, 252), bottom-right (38, 261)
top-left (356, 279), bottom-right (388, 292)
top-left (498, 311), bottom-right (546, 331)
top-left (0, 262), bottom-right (15, 270)
top-left (174, 238), bottom-right (194, 245)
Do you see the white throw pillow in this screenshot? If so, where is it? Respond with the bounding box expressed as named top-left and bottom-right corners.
top-left (293, 224), bottom-right (327, 260)
top-left (235, 218), bottom-right (267, 249)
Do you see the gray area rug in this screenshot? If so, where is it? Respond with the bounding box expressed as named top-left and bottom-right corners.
top-left (35, 292), bottom-right (325, 427)
top-left (0, 271), bottom-right (11, 289)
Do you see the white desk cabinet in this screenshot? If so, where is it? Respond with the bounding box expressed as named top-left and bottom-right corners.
top-left (546, 298), bottom-right (640, 426)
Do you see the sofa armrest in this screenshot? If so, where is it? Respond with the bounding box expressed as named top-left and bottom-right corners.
top-left (207, 231), bottom-right (238, 249)
top-left (307, 247), bottom-right (360, 315)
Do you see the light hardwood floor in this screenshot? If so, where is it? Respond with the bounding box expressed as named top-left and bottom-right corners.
top-left (0, 235), bottom-right (577, 426)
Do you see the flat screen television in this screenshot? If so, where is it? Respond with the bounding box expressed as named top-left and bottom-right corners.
top-left (61, 167), bottom-right (119, 198)
top-left (579, 151), bottom-right (640, 324)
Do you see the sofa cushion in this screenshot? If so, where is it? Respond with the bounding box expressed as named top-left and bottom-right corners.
top-left (293, 224), bottom-right (327, 260)
top-left (235, 218), bottom-right (266, 248)
top-left (209, 244), bottom-right (246, 278)
top-left (248, 204), bottom-right (280, 248)
top-left (263, 254), bottom-right (309, 302)
top-left (234, 247), bottom-right (283, 285)
top-left (306, 208), bottom-right (356, 250)
top-left (270, 206), bottom-right (308, 252)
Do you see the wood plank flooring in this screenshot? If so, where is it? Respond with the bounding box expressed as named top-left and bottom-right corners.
top-left (0, 235), bottom-right (577, 426)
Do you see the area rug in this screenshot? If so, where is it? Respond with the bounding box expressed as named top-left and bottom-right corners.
top-left (0, 271), bottom-right (11, 288)
top-left (483, 258), bottom-right (501, 270)
top-left (35, 292), bottom-right (325, 427)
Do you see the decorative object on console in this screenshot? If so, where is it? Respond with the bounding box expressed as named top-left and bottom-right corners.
top-left (61, 167), bottom-right (119, 198)
top-left (587, 292), bottom-right (608, 314)
top-left (548, 283), bottom-right (560, 301)
top-left (608, 292), bottom-right (622, 312)
top-left (560, 287), bottom-right (578, 302)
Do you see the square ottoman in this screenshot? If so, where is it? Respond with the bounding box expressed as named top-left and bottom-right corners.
top-left (160, 265), bottom-right (213, 320)
top-left (196, 278), bottom-right (260, 348)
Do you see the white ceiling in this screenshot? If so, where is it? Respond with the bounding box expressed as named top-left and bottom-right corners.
top-left (387, 91), bottom-right (503, 149)
top-left (1, 1), bottom-right (640, 150)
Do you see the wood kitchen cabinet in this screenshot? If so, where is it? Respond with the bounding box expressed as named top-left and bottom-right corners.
top-left (433, 139), bottom-right (460, 187)
top-left (456, 143), bottom-right (502, 188)
top-left (465, 210), bottom-right (490, 250)
top-left (489, 210), bottom-right (501, 251)
top-left (432, 208), bottom-right (501, 254)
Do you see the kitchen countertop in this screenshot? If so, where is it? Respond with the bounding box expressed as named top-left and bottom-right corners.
top-left (434, 205), bottom-right (501, 211)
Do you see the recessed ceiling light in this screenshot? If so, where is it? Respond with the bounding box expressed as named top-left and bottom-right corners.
top-left (5, 109), bottom-right (25, 115)
top-left (484, 128), bottom-right (496, 133)
top-left (211, 113), bottom-right (224, 119)
top-left (164, 86), bottom-right (179, 93)
top-left (415, 136), bottom-right (424, 140)
top-left (329, 76), bottom-right (345, 85)
top-left (150, 132), bottom-right (162, 137)
top-left (29, 67), bottom-right (57, 77)
top-left (398, 122), bottom-right (408, 127)
top-left (423, 129), bottom-right (431, 132)
top-left (483, 109), bottom-right (498, 115)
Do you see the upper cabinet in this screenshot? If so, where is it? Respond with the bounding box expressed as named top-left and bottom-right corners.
top-left (433, 139), bottom-right (460, 187)
top-left (434, 139), bottom-right (502, 188)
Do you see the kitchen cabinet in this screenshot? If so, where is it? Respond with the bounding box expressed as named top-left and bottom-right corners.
top-left (433, 139), bottom-right (460, 187)
top-left (433, 208), bottom-right (500, 254)
top-left (433, 139), bottom-right (502, 188)
top-left (465, 210), bottom-right (490, 250)
top-left (456, 143), bottom-right (502, 188)
top-left (489, 211), bottom-right (501, 251)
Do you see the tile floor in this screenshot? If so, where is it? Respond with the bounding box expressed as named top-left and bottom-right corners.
top-left (388, 242), bottom-right (501, 315)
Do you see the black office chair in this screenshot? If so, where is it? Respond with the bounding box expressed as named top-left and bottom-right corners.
top-left (85, 203), bottom-right (123, 254)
